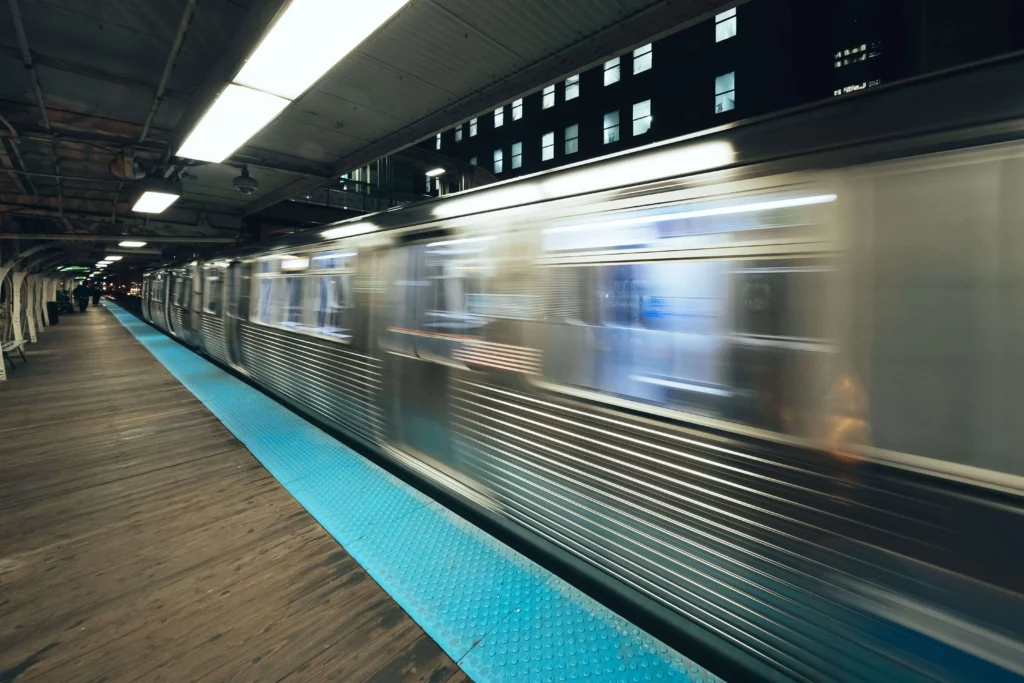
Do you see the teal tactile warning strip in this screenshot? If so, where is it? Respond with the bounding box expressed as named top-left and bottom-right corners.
top-left (106, 303), bottom-right (724, 683)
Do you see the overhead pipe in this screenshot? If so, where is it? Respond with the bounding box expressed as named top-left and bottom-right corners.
top-left (139, 0), bottom-right (198, 144)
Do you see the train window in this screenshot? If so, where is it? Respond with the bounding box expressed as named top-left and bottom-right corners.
top-left (171, 277), bottom-right (191, 308)
top-left (203, 268), bottom-right (221, 315)
top-left (494, 106), bottom-right (504, 128)
top-left (250, 251), bottom-right (356, 342)
top-left (715, 72), bottom-right (736, 113)
top-left (512, 141), bottom-right (523, 169)
top-left (633, 43), bottom-right (652, 74)
top-left (469, 117), bottom-right (478, 136)
top-left (455, 124), bottom-right (463, 142)
top-left (512, 98), bottom-right (523, 120)
top-left (538, 190), bottom-right (836, 435)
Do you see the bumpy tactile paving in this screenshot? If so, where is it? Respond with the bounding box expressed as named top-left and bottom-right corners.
top-left (107, 302), bottom-right (724, 683)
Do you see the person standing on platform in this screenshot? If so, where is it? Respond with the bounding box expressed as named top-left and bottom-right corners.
top-left (91, 284), bottom-right (101, 306)
top-left (73, 282), bottom-right (91, 312)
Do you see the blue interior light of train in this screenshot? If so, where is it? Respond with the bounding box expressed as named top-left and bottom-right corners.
top-left (321, 222), bottom-right (377, 240)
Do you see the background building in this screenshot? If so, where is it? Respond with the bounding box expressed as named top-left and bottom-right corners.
top-left (418, 0), bottom-right (1024, 195)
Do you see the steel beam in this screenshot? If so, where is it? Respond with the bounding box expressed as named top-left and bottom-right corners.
top-left (0, 233), bottom-right (238, 244)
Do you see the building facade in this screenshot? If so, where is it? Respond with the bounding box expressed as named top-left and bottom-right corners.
top-left (418, 0), bottom-right (1024, 195)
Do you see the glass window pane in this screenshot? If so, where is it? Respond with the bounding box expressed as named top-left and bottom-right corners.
top-left (604, 57), bottom-right (620, 86)
top-left (565, 74), bottom-right (580, 100)
top-left (715, 71), bottom-right (735, 95)
top-left (512, 141), bottom-right (522, 169)
top-left (633, 43), bottom-right (652, 74)
top-left (512, 98), bottom-right (523, 120)
top-left (542, 131), bottom-right (554, 161)
top-left (470, 117), bottom-right (478, 136)
top-left (543, 84), bottom-right (555, 109)
top-left (455, 125), bottom-right (463, 142)
top-left (715, 92), bottom-right (736, 113)
top-left (494, 106), bottom-right (504, 128)
top-left (565, 123), bottom-right (579, 155)
top-left (603, 111), bottom-right (619, 144)
top-left (493, 148), bottom-right (503, 174)
top-left (632, 99), bottom-right (652, 136)
top-left (469, 156), bottom-right (477, 166)
top-left (716, 16), bottom-right (737, 42)
top-left (716, 7), bottom-right (736, 21)
top-left (435, 133), bottom-right (441, 150)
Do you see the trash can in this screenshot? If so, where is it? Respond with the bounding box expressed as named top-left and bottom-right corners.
top-left (46, 301), bottom-right (60, 325)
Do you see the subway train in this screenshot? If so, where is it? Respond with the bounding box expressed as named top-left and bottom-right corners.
top-left (142, 57), bottom-right (1024, 682)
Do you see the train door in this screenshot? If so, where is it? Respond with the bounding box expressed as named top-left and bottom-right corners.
top-left (141, 276), bottom-right (151, 322)
top-left (224, 261), bottom-right (249, 369)
top-left (384, 235), bottom-right (489, 478)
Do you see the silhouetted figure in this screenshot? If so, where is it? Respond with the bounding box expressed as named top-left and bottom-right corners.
top-left (73, 283), bottom-right (91, 312)
top-left (91, 286), bottom-right (101, 306)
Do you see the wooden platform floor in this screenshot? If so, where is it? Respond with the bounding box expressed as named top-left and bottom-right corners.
top-left (0, 304), bottom-right (469, 683)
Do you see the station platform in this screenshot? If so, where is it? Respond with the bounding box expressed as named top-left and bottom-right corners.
top-left (0, 303), bottom-right (723, 683)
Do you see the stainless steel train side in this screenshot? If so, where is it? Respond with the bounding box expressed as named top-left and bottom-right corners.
top-left (141, 58), bottom-right (1024, 683)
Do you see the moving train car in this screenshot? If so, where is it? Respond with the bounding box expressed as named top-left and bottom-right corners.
top-left (142, 57), bottom-right (1024, 682)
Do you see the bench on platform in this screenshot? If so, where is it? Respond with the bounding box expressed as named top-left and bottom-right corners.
top-left (2, 340), bottom-right (27, 371)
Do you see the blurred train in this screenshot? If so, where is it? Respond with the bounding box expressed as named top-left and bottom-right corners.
top-left (143, 57), bottom-right (1024, 682)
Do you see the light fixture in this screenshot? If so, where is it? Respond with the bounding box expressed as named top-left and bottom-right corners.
top-left (177, 0), bottom-right (410, 164)
top-left (176, 84), bottom-right (289, 163)
top-left (119, 241), bottom-right (148, 248)
top-left (132, 191), bottom-right (177, 214)
top-left (104, 255), bottom-right (124, 261)
top-left (321, 222), bottom-right (378, 240)
top-left (425, 167), bottom-right (446, 177)
top-left (281, 257), bottom-right (310, 271)
top-left (235, 0), bottom-right (411, 100)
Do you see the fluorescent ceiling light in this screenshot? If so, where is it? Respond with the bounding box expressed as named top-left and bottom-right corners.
top-left (119, 241), bottom-right (147, 248)
top-left (132, 191), bottom-right (181, 214)
top-left (177, 84), bottom-right (289, 163)
top-left (235, 0), bottom-right (411, 100)
top-left (425, 167), bottom-right (446, 177)
top-left (104, 255), bottom-right (124, 261)
top-left (321, 222), bottom-right (378, 240)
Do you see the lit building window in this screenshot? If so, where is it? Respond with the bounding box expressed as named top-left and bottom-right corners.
top-left (604, 57), bottom-right (621, 86)
top-left (603, 111), bottom-right (619, 144)
top-left (633, 43), bottom-right (652, 74)
top-left (455, 124), bottom-right (463, 142)
top-left (543, 84), bottom-right (555, 109)
top-left (715, 8), bottom-right (737, 42)
top-left (435, 133), bottom-right (441, 150)
top-left (512, 141), bottom-right (523, 169)
top-left (512, 98), bottom-right (523, 120)
top-left (632, 100), bottom-right (652, 135)
top-left (541, 132), bottom-right (554, 161)
top-left (469, 117), bottom-right (478, 136)
top-left (494, 106), bottom-right (504, 128)
top-left (565, 74), bottom-right (580, 101)
top-left (493, 148), bottom-right (503, 174)
top-left (470, 156), bottom-right (477, 166)
top-left (715, 72), bottom-right (735, 113)
top-left (565, 123), bottom-right (579, 155)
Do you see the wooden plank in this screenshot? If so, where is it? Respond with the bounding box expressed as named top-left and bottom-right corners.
top-left (0, 306), bottom-right (472, 683)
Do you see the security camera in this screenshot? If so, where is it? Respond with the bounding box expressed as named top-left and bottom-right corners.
top-left (233, 167), bottom-right (259, 195)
